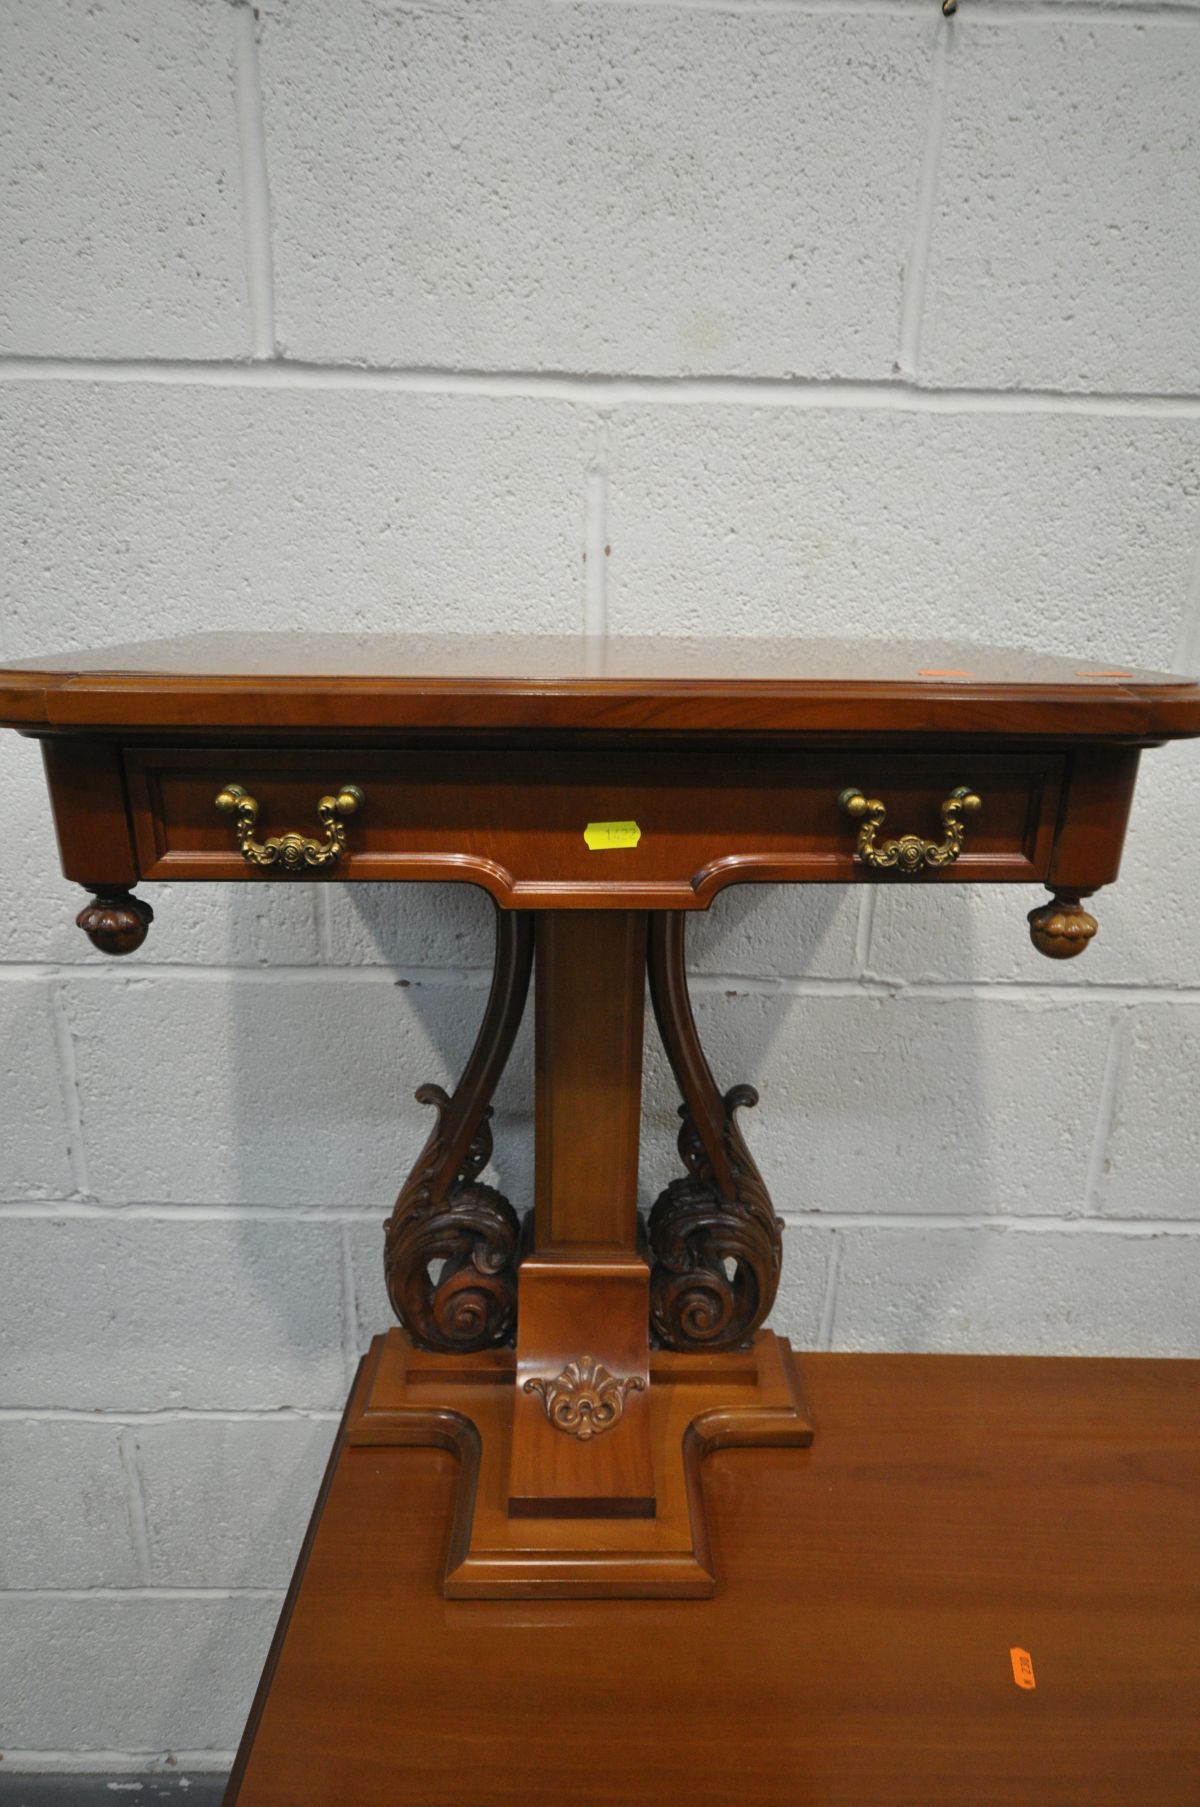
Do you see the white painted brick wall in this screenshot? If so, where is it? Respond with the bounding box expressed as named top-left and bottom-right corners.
top-left (65, 972), bottom-right (509, 1207)
top-left (0, 1424), bottom-right (139, 1590)
top-left (830, 1223), bottom-right (1200, 1355)
top-left (922, 19), bottom-right (1200, 393)
top-left (604, 407), bottom-right (1200, 659)
top-left (0, 1597), bottom-right (279, 1752)
top-left (641, 989), bottom-right (1117, 1220)
top-left (0, 982), bottom-right (77, 1200)
top-left (1, 0), bottom-right (1198, 1770)
top-left (0, 0), bottom-right (249, 359)
top-left (135, 1419), bottom-right (336, 1588)
top-left (1, 387), bottom-right (587, 649)
top-left (258, 0), bottom-right (932, 375)
top-left (0, 1220), bottom-right (348, 1411)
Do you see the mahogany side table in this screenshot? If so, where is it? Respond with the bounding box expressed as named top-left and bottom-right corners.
top-left (2, 631), bottom-right (1198, 1601)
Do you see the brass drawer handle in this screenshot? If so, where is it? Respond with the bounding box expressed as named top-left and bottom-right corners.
top-left (215, 782), bottom-right (364, 870)
top-left (838, 785), bottom-right (981, 873)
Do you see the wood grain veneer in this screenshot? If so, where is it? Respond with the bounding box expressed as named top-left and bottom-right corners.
top-left (225, 1350), bottom-right (1200, 1807)
top-left (3, 631), bottom-right (1199, 737)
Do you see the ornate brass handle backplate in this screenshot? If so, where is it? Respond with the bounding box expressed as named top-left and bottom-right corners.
top-left (838, 784), bottom-right (981, 874)
top-left (215, 782), bottom-right (364, 870)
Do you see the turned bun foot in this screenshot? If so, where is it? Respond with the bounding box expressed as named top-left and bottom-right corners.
top-left (1028, 893), bottom-right (1098, 960)
top-left (76, 887), bottom-right (154, 956)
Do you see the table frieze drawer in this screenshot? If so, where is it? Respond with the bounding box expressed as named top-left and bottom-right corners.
top-left (124, 746), bottom-right (1066, 906)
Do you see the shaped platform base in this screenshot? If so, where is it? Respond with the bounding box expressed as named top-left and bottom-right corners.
top-left (346, 1327), bottom-right (813, 1599)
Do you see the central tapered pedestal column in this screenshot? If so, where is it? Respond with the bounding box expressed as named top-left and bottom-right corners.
top-left (509, 911), bottom-right (655, 1518)
top-left (360, 903), bottom-right (813, 1598)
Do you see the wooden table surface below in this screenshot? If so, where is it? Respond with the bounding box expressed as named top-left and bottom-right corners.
top-left (226, 1352), bottom-right (1200, 1807)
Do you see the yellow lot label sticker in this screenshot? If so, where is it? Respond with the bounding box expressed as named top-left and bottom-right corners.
top-left (583, 820), bottom-right (641, 851)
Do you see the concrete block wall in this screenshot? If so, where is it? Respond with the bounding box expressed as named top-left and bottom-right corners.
top-left (1, 0), bottom-right (1198, 1770)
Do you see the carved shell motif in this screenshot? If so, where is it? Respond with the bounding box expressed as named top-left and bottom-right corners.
top-left (523, 1356), bottom-right (646, 1441)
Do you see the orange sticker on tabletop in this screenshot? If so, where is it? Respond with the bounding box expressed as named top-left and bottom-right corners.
top-left (1010, 1647), bottom-right (1036, 1691)
top-left (583, 820), bottom-right (641, 851)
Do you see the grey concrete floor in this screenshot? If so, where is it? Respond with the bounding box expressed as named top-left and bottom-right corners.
top-left (0, 1781), bottom-right (225, 1807)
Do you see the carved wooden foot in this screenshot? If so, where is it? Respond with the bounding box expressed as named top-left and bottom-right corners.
top-left (646, 913), bottom-right (783, 1352)
top-left (76, 886), bottom-right (154, 956)
top-left (1028, 890), bottom-right (1099, 960)
top-left (383, 906), bottom-right (534, 1353)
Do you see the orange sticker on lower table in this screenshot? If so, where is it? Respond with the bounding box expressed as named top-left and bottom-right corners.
top-left (1009, 1647), bottom-right (1036, 1690)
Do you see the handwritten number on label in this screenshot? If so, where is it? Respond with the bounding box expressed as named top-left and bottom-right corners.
top-left (583, 821), bottom-right (641, 851)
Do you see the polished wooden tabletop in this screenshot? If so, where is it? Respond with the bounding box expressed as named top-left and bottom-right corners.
top-left (3, 632), bottom-right (1199, 736)
top-left (226, 1353), bottom-right (1200, 1807)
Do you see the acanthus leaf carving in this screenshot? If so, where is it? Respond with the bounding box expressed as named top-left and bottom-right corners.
top-left (383, 909), bottom-right (534, 1354)
top-left (646, 916), bottom-right (783, 1353)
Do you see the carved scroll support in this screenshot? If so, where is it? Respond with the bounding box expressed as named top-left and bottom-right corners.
top-left (77, 886), bottom-right (154, 956)
top-left (646, 912), bottom-right (783, 1352)
top-left (383, 905), bottom-right (534, 1353)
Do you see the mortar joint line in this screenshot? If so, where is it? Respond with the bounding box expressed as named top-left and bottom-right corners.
top-left (17, 958), bottom-right (1200, 1003)
top-left (117, 1426), bottom-right (155, 1586)
top-left (48, 978), bottom-right (93, 1202)
top-left (0, 1750), bottom-right (238, 1775)
top-left (559, 0), bottom-right (1200, 17)
top-left (8, 357), bottom-right (1200, 420)
top-left (583, 412), bottom-right (612, 636)
top-left (1171, 510), bottom-right (1200, 675)
top-left (338, 1220), bottom-right (360, 1388)
top-left (0, 1405), bottom-right (344, 1424)
top-left (815, 1232), bottom-right (844, 1350)
top-left (896, 13), bottom-right (951, 381)
top-left (852, 888), bottom-right (879, 977)
top-left (314, 886), bottom-right (335, 964)
top-left (779, 1208), bottom-right (1200, 1234)
top-left (0, 1585), bottom-right (284, 1602)
top-left (0, 1203), bottom-right (1194, 1233)
top-left (1081, 1009), bottom-right (1135, 1217)
top-left (231, 0), bottom-right (277, 360)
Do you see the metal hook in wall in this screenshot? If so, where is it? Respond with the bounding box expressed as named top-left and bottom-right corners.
top-left (942, 0), bottom-right (957, 14)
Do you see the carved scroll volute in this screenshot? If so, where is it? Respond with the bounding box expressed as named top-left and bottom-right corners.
top-left (384, 907), bottom-right (534, 1353)
top-left (646, 913), bottom-right (783, 1352)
